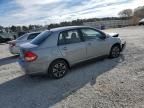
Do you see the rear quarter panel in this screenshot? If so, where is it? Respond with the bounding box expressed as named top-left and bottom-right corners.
top-left (29, 32), bottom-right (63, 73)
top-left (30, 46), bottom-right (62, 73)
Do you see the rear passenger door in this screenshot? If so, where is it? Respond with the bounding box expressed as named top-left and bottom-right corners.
top-left (58, 29), bottom-right (86, 64)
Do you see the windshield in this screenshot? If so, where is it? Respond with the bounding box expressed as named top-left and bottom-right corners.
top-left (31, 31), bottom-right (52, 45)
top-left (140, 18), bottom-right (144, 22)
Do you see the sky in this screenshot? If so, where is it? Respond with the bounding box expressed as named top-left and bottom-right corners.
top-left (0, 0), bottom-right (144, 26)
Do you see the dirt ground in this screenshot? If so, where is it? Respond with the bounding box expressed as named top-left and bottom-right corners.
top-left (0, 26), bottom-right (144, 108)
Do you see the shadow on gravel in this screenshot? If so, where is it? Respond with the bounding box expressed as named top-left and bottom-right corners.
top-left (0, 55), bottom-right (125, 108)
top-left (0, 55), bottom-right (19, 66)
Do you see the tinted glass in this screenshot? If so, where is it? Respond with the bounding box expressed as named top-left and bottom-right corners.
top-left (80, 28), bottom-right (104, 41)
top-left (31, 31), bottom-right (51, 45)
top-left (27, 33), bottom-right (40, 40)
top-left (59, 30), bottom-right (81, 45)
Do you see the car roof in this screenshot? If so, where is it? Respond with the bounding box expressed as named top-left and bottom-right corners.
top-left (50, 26), bottom-right (93, 32)
top-left (27, 32), bottom-right (41, 35)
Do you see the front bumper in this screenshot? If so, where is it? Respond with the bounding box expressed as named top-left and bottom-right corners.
top-left (9, 46), bottom-right (20, 55)
top-left (121, 41), bottom-right (126, 51)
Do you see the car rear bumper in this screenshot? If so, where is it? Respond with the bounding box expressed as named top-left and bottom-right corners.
top-left (18, 59), bottom-right (28, 73)
top-left (18, 59), bottom-right (48, 75)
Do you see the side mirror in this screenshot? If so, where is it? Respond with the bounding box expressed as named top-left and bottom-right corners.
top-left (99, 35), bottom-right (106, 40)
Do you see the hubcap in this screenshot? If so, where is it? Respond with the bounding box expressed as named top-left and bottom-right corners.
top-left (112, 47), bottom-right (120, 57)
top-left (52, 63), bottom-right (66, 77)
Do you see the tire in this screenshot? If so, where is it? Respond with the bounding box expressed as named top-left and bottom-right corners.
top-left (109, 45), bottom-right (121, 58)
top-left (139, 23), bottom-right (142, 26)
top-left (139, 23), bottom-right (144, 26)
top-left (48, 60), bottom-right (68, 79)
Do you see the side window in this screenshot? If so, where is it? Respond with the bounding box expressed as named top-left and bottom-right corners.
top-left (58, 30), bottom-right (81, 45)
top-left (27, 33), bottom-right (40, 40)
top-left (80, 28), bottom-right (104, 41)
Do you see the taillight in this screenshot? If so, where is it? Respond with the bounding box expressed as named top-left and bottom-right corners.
top-left (24, 51), bottom-right (37, 62)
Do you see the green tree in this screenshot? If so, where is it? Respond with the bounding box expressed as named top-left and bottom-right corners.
top-left (5, 27), bottom-right (10, 33)
top-left (10, 25), bottom-right (17, 32)
top-left (29, 25), bottom-right (33, 30)
top-left (16, 26), bottom-right (22, 32)
top-left (22, 26), bottom-right (28, 32)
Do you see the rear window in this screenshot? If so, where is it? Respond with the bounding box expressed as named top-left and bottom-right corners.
top-left (31, 31), bottom-right (52, 45)
top-left (17, 33), bottom-right (28, 40)
top-left (27, 33), bottom-right (40, 40)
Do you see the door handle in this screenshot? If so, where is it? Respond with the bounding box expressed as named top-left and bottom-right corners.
top-left (88, 43), bottom-right (91, 46)
top-left (62, 47), bottom-right (67, 50)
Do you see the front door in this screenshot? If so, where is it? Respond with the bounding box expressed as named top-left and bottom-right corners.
top-left (80, 28), bottom-right (109, 59)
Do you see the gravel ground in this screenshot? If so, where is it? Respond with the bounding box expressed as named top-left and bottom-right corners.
top-left (0, 26), bottom-right (144, 108)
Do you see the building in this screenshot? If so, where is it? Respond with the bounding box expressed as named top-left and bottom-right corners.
top-left (83, 19), bottom-right (134, 29)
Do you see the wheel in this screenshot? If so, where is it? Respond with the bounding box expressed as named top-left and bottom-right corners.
top-left (109, 45), bottom-right (121, 58)
top-left (48, 60), bottom-right (68, 79)
top-left (139, 23), bottom-right (144, 26)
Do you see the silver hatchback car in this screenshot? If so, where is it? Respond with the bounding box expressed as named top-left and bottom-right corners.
top-left (19, 26), bottom-right (126, 79)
